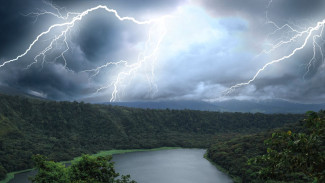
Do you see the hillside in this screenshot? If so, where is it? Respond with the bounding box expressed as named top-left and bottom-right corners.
top-left (0, 94), bottom-right (304, 181)
top-left (207, 111), bottom-right (325, 183)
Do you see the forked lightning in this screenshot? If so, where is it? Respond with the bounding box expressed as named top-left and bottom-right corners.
top-left (0, 3), bottom-right (168, 101)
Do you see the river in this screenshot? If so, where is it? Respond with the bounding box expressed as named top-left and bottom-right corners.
top-left (9, 149), bottom-right (233, 183)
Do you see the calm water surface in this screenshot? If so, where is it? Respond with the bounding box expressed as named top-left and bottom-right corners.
top-left (9, 149), bottom-right (233, 183)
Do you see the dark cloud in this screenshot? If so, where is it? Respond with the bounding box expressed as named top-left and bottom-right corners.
top-left (74, 14), bottom-right (124, 61)
top-left (0, 0), bottom-right (37, 57)
top-left (0, 0), bottom-right (324, 103)
top-left (0, 0), bottom-right (187, 101)
top-left (49, 0), bottom-right (187, 18)
top-left (250, 71), bottom-right (325, 103)
top-left (0, 63), bottom-right (89, 100)
top-left (269, 0), bottom-right (325, 21)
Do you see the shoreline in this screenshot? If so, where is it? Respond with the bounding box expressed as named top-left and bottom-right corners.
top-left (1, 147), bottom-right (181, 183)
top-left (203, 152), bottom-right (240, 183)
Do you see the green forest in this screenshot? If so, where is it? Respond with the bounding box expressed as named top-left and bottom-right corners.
top-left (1, 94), bottom-right (321, 182)
top-left (207, 111), bottom-right (325, 183)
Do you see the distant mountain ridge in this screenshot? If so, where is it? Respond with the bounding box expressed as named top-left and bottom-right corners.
top-left (215, 99), bottom-right (325, 113)
top-left (107, 99), bottom-right (325, 114)
top-left (1, 85), bottom-right (324, 114)
top-left (107, 100), bottom-right (221, 111)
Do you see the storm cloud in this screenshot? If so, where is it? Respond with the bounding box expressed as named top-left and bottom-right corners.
top-left (0, 0), bottom-right (325, 103)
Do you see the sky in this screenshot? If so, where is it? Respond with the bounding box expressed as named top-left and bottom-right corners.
top-left (0, 0), bottom-right (325, 103)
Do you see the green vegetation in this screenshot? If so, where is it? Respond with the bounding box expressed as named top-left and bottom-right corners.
top-left (0, 165), bottom-right (7, 182)
top-left (31, 154), bottom-right (136, 183)
top-left (207, 132), bottom-right (268, 182)
top-left (0, 169), bottom-right (33, 183)
top-left (0, 94), bottom-right (303, 182)
top-left (2, 94), bottom-right (316, 182)
top-left (250, 111), bottom-right (325, 182)
top-left (3, 147), bottom-right (180, 183)
top-left (207, 111), bottom-right (325, 183)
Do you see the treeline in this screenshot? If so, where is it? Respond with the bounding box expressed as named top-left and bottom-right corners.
top-left (0, 94), bottom-right (303, 181)
top-left (207, 111), bottom-right (325, 183)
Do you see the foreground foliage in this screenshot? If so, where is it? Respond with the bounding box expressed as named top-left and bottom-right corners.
top-left (0, 94), bottom-right (302, 180)
top-left (251, 111), bottom-right (325, 182)
top-left (31, 154), bottom-right (136, 183)
top-left (208, 111), bottom-right (325, 183)
top-left (0, 165), bottom-right (6, 180)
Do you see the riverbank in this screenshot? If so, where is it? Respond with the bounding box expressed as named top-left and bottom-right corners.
top-left (1, 147), bottom-right (181, 183)
top-left (0, 169), bottom-right (33, 183)
top-left (203, 152), bottom-right (240, 183)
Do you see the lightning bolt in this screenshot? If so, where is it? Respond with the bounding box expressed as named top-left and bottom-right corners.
top-left (225, 1), bottom-right (325, 94)
top-left (87, 17), bottom-right (169, 102)
top-left (0, 2), bottom-right (170, 102)
top-left (23, 0), bottom-right (79, 22)
top-left (0, 5), bottom-right (154, 67)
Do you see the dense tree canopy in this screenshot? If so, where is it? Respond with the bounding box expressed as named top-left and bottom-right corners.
top-left (251, 111), bottom-right (325, 182)
top-left (207, 111), bottom-right (325, 183)
top-left (0, 94), bottom-right (303, 181)
top-left (31, 154), bottom-right (136, 183)
top-left (0, 164), bottom-right (6, 180)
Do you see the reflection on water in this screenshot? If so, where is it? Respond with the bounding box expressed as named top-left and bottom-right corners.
top-left (9, 149), bottom-right (233, 183)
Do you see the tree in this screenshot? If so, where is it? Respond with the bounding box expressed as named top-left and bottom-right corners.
top-left (250, 111), bottom-right (325, 182)
top-left (31, 154), bottom-right (136, 183)
top-left (69, 155), bottom-right (136, 183)
top-left (0, 164), bottom-right (7, 180)
top-left (31, 155), bottom-right (68, 183)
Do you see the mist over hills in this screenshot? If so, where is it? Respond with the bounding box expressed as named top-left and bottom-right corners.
top-left (107, 99), bottom-right (325, 114)
top-left (107, 100), bottom-right (220, 111)
top-left (214, 99), bottom-right (325, 113)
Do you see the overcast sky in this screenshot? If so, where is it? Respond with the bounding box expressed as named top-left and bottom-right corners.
top-left (0, 0), bottom-right (325, 103)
